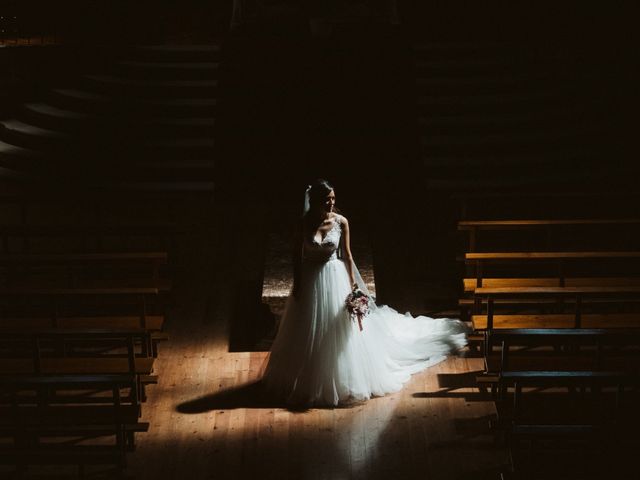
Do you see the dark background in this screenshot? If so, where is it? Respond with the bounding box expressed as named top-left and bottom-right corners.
top-left (1, 1), bottom-right (637, 307)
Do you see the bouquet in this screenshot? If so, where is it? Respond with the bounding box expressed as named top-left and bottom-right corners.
top-left (345, 286), bottom-right (370, 331)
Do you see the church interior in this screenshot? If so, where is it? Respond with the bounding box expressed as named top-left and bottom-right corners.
top-left (0, 1), bottom-right (638, 478)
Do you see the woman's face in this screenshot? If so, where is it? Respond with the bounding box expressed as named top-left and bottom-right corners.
top-left (322, 189), bottom-right (336, 213)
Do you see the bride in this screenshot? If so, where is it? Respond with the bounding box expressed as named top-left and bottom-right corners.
top-left (260, 178), bottom-right (468, 407)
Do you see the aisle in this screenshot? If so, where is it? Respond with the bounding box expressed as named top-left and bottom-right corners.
top-left (126, 200), bottom-right (507, 480)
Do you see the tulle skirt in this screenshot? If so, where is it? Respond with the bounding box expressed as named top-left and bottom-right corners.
top-left (260, 257), bottom-right (468, 407)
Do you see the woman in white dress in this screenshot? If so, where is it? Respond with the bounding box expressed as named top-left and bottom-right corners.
top-left (260, 179), bottom-right (468, 407)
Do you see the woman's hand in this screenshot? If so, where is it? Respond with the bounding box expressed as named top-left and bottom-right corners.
top-left (351, 281), bottom-right (358, 292)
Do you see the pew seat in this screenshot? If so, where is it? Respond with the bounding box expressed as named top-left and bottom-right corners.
top-left (0, 357), bottom-right (155, 375)
top-left (472, 313), bottom-right (640, 330)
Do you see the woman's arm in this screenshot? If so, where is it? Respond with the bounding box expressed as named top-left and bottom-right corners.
top-left (292, 219), bottom-right (304, 298)
top-left (340, 216), bottom-right (357, 290)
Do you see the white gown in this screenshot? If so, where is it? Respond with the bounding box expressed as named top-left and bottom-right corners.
top-left (261, 213), bottom-right (468, 407)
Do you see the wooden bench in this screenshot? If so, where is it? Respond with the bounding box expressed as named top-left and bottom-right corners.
top-left (0, 329), bottom-right (155, 367)
top-left (0, 287), bottom-right (165, 359)
top-left (464, 253), bottom-right (640, 313)
top-left (458, 219), bottom-right (640, 252)
top-left (482, 328), bottom-right (640, 376)
top-left (459, 251), bottom-right (640, 325)
top-left (0, 373), bottom-right (149, 474)
top-left (469, 286), bottom-right (640, 354)
top-left (0, 314), bottom-right (168, 355)
top-left (0, 187), bottom-right (215, 216)
top-left (0, 224), bottom-right (184, 254)
top-left (465, 252), bottom-right (640, 286)
top-left (479, 328), bottom-right (640, 477)
top-left (0, 314), bottom-right (164, 330)
top-left (472, 313), bottom-right (640, 330)
top-left (0, 285), bottom-right (159, 318)
top-left (451, 190), bottom-right (640, 221)
top-left (480, 328), bottom-right (640, 434)
top-left (474, 286), bottom-right (640, 330)
top-left (0, 252), bottom-right (169, 291)
top-left (0, 329), bottom-right (158, 399)
top-left (463, 276), bottom-right (640, 292)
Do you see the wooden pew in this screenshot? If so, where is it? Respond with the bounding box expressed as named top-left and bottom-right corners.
top-left (480, 328), bottom-right (640, 435)
top-left (451, 190), bottom-right (640, 221)
top-left (0, 224), bottom-right (183, 255)
top-left (0, 314), bottom-right (167, 356)
top-left (472, 313), bottom-right (640, 330)
top-left (0, 329), bottom-right (156, 374)
top-left (474, 286), bottom-right (640, 329)
top-left (482, 328), bottom-right (640, 377)
top-left (469, 285), bottom-right (640, 357)
top-left (0, 328), bottom-right (157, 399)
top-left (0, 286), bottom-right (159, 315)
top-left (0, 252), bottom-right (170, 291)
top-left (0, 286), bottom-right (165, 358)
top-left (0, 373), bottom-right (149, 474)
top-left (463, 276), bottom-right (640, 292)
top-left (463, 279), bottom-right (640, 325)
top-left (465, 252), bottom-right (640, 287)
top-left (459, 219), bottom-right (640, 252)
top-left (0, 187), bottom-right (214, 238)
top-left (460, 252), bottom-right (640, 323)
top-left (481, 329), bottom-right (640, 477)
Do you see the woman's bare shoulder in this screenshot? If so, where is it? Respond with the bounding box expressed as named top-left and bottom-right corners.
top-left (334, 213), bottom-right (348, 226)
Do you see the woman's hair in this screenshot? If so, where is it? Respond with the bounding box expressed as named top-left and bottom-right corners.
top-left (306, 178), bottom-right (342, 215)
top-left (307, 178), bottom-right (334, 209)
top-left (302, 178), bottom-right (344, 258)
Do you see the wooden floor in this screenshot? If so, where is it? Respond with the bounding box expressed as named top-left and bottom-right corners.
top-left (15, 200), bottom-right (508, 479)
top-left (129, 350), bottom-right (504, 480)
top-left (127, 202), bottom-right (506, 480)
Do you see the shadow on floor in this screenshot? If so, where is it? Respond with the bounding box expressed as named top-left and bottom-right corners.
top-left (176, 380), bottom-right (366, 414)
top-left (411, 370), bottom-right (491, 402)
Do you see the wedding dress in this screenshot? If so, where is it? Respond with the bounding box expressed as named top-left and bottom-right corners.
top-left (261, 213), bottom-right (468, 407)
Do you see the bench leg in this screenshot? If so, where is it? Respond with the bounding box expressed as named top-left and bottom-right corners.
top-left (13, 464), bottom-right (28, 479)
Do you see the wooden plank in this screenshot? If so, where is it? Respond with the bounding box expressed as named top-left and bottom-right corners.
top-left (458, 219), bottom-right (640, 229)
top-left (485, 354), bottom-right (634, 373)
top-left (474, 314), bottom-right (575, 330)
top-left (460, 297), bottom-right (640, 306)
top-left (5, 278), bottom-right (171, 292)
top-left (475, 286), bottom-right (640, 295)
top-left (466, 251), bottom-right (640, 260)
top-left (0, 357), bottom-right (155, 375)
top-left (460, 297), bottom-right (557, 305)
top-left (0, 252), bottom-right (167, 263)
top-left (270, 407), bottom-right (290, 480)
top-left (0, 327), bottom-right (150, 336)
top-left (472, 313), bottom-right (640, 330)
top-left (0, 373), bottom-right (137, 387)
top-left (0, 406), bottom-right (141, 425)
top-left (0, 287), bottom-right (158, 295)
top-left (0, 224), bottom-right (183, 235)
top-left (0, 447), bottom-right (126, 466)
top-left (500, 370), bottom-right (636, 380)
top-left (490, 328), bottom-right (640, 338)
top-left (0, 423), bottom-right (150, 435)
top-left (464, 277), bottom-right (640, 291)
top-left (0, 315), bottom-right (163, 330)
top-left (451, 191), bottom-right (640, 200)
top-left (81, 278), bottom-right (172, 291)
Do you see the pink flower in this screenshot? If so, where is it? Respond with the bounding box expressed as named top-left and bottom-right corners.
top-left (346, 288), bottom-right (370, 331)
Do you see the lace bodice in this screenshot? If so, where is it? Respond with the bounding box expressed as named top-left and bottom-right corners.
top-left (303, 214), bottom-right (342, 263)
